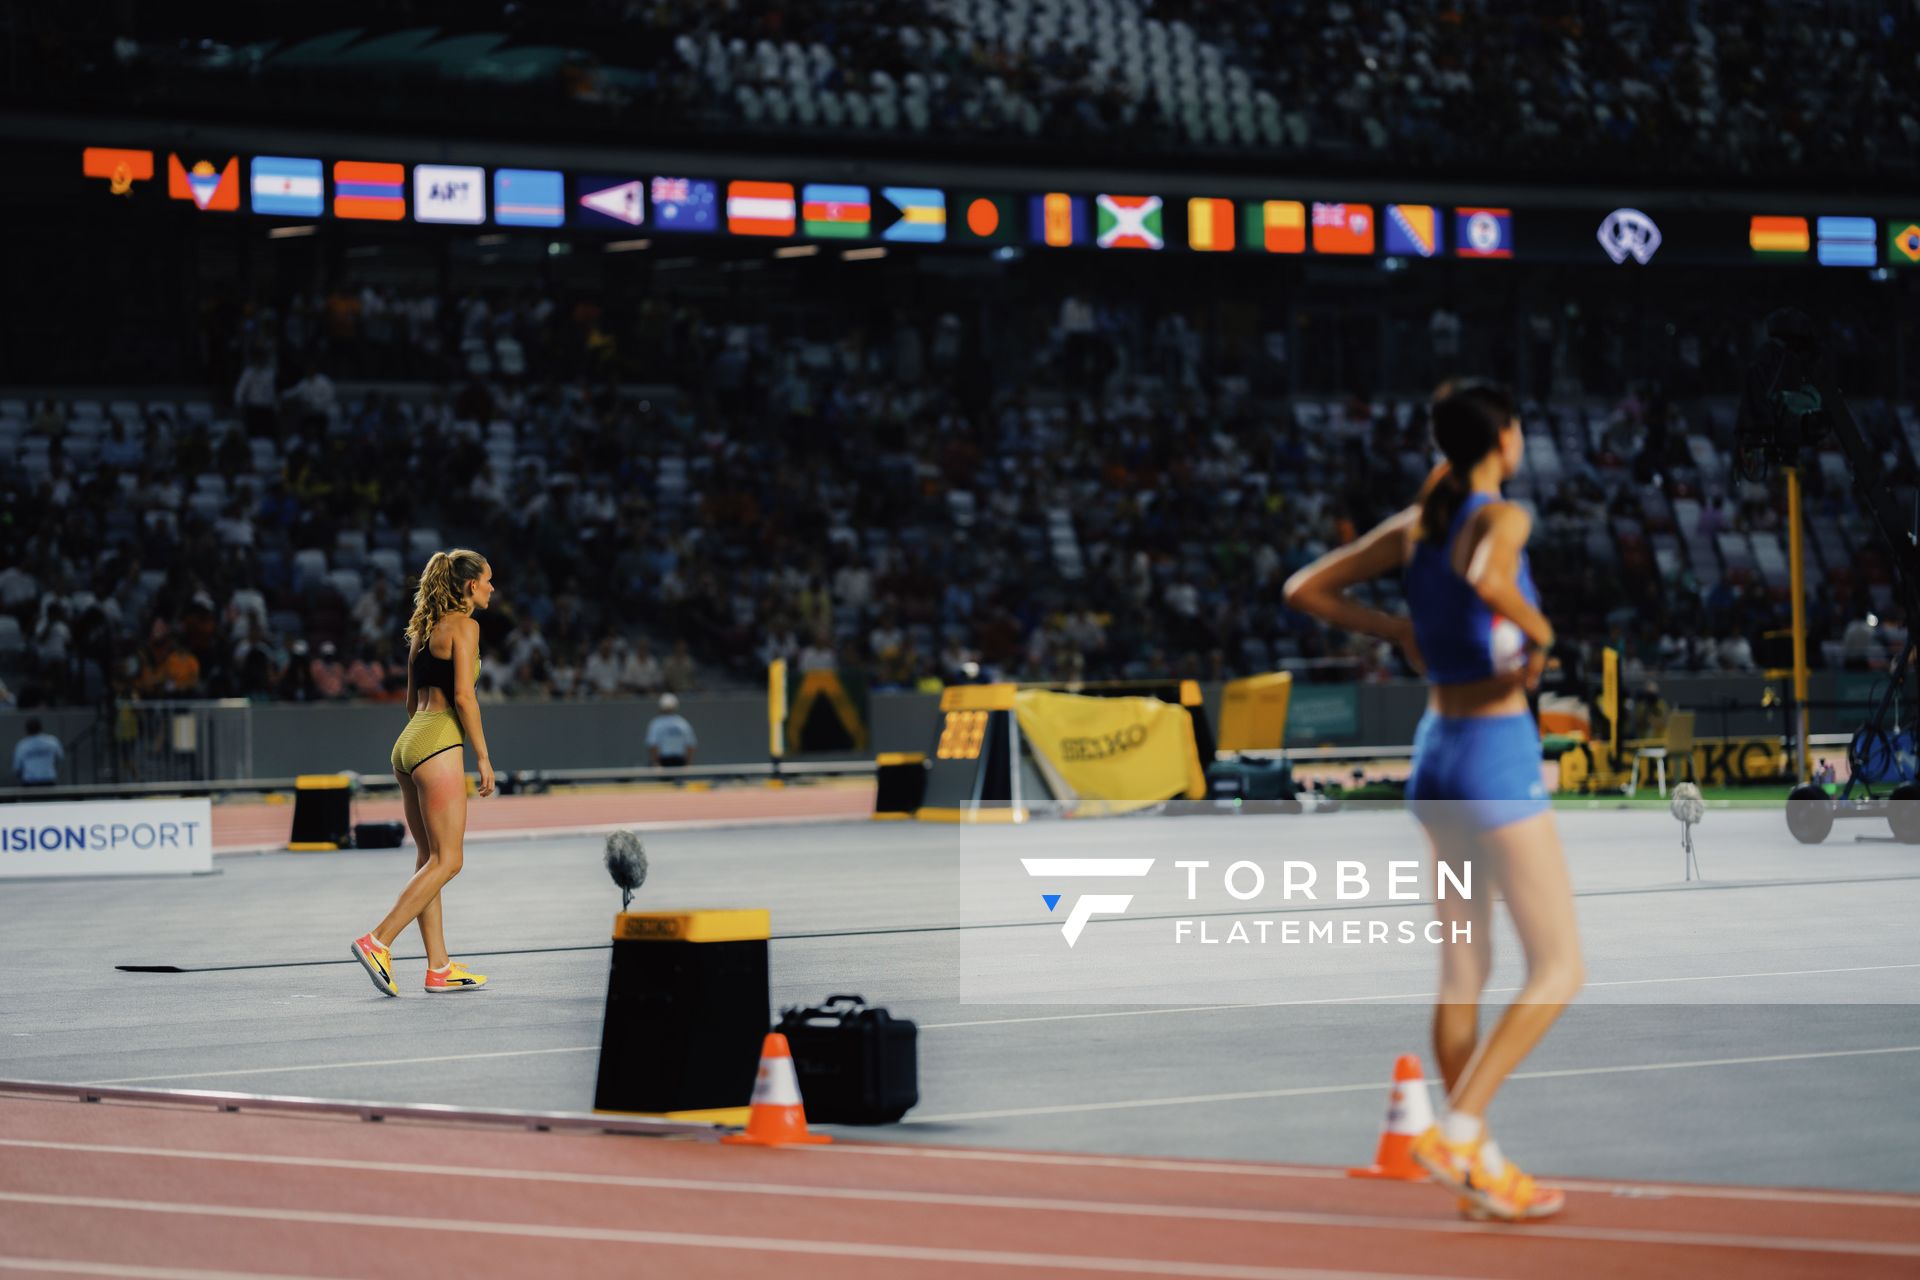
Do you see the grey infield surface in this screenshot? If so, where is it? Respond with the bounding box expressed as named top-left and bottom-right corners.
top-left (3, 805), bottom-right (1917, 1191)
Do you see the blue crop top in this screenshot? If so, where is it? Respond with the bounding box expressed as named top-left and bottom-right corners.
top-left (1404, 490), bottom-right (1540, 685)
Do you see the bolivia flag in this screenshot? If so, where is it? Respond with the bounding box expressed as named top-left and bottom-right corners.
top-left (1750, 216), bottom-right (1810, 257)
top-left (1313, 202), bottom-right (1376, 254)
top-left (333, 161), bottom-right (406, 221)
top-left (1888, 222), bottom-right (1920, 267)
top-left (168, 155), bottom-right (240, 212)
top-left (1243, 200), bottom-right (1305, 253)
top-left (1188, 198), bottom-right (1235, 251)
top-left (1095, 194), bottom-right (1164, 249)
top-left (802, 183), bottom-right (871, 238)
top-left (727, 181), bottom-right (796, 236)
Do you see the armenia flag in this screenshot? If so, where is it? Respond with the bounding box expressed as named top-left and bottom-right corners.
top-left (802, 183), bottom-right (871, 238)
top-left (1095, 194), bottom-right (1164, 250)
top-left (250, 156), bottom-right (324, 217)
top-left (1243, 200), bottom-right (1305, 253)
top-left (1187, 198), bottom-right (1235, 252)
top-left (1029, 193), bottom-right (1089, 248)
top-left (333, 161), bottom-right (406, 221)
top-left (879, 187), bottom-right (946, 243)
top-left (1888, 221), bottom-right (1920, 268)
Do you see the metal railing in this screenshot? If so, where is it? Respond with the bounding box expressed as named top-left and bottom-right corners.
top-left (58, 698), bottom-right (255, 787)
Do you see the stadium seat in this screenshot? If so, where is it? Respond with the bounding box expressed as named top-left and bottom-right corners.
top-left (0, 616), bottom-right (23, 656)
top-left (293, 549), bottom-right (330, 592)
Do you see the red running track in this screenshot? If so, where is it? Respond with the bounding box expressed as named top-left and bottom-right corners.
top-left (212, 783), bottom-right (877, 851)
top-left (2, 1095), bottom-right (1916, 1279)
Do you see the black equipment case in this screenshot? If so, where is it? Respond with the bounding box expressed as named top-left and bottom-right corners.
top-left (775, 994), bottom-right (918, 1124)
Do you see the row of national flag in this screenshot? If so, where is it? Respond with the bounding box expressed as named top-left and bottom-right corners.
top-left (1750, 215), bottom-right (1920, 267)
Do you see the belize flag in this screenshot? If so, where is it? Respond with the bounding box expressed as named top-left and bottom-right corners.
top-left (333, 161), bottom-right (406, 220)
top-left (250, 157), bottom-right (324, 217)
top-left (1455, 207), bottom-right (1514, 258)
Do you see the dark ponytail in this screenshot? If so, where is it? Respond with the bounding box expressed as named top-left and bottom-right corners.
top-left (1417, 378), bottom-right (1517, 544)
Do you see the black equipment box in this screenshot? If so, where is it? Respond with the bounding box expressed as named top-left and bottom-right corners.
top-left (1206, 754), bottom-right (1298, 802)
top-left (594, 911), bottom-right (770, 1115)
top-left (776, 994), bottom-right (918, 1124)
top-left (353, 821), bottom-right (407, 849)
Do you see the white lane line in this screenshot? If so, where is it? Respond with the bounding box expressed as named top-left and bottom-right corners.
top-left (0, 1173), bottom-right (1914, 1262)
top-left (802, 1145), bottom-right (1920, 1210)
top-left (80, 1046), bottom-right (599, 1086)
top-left (905, 1045), bottom-right (1920, 1123)
top-left (0, 1192), bottom-right (1471, 1280)
top-left (921, 963), bottom-right (1920, 1029)
top-left (0, 1258), bottom-right (337, 1280)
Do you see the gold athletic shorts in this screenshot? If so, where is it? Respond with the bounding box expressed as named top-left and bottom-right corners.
top-left (391, 708), bottom-right (465, 776)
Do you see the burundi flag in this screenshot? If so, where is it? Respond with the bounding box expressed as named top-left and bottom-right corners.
top-left (1243, 200), bottom-right (1305, 253)
top-left (802, 183), bottom-right (871, 238)
top-left (879, 187), bottom-right (946, 243)
top-left (1888, 221), bottom-right (1920, 267)
top-left (1187, 198), bottom-right (1235, 252)
top-left (168, 154), bottom-right (240, 212)
top-left (1096, 194), bottom-right (1164, 250)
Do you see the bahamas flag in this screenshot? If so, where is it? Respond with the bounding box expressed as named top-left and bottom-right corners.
top-left (1029, 192), bottom-right (1089, 247)
top-left (802, 183), bottom-right (872, 238)
top-left (1095, 194), bottom-right (1164, 250)
top-left (879, 187), bottom-right (945, 242)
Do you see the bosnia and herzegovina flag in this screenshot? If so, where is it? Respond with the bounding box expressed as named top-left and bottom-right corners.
top-left (168, 154), bottom-right (240, 212)
top-left (1095, 194), bottom-right (1164, 250)
top-left (1187, 198), bottom-right (1235, 252)
top-left (1385, 204), bottom-right (1440, 257)
top-left (879, 187), bottom-right (946, 243)
top-left (333, 161), bottom-right (406, 221)
top-left (802, 184), bottom-right (871, 238)
top-left (1028, 192), bottom-right (1089, 248)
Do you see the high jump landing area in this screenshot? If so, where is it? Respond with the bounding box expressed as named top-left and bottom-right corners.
top-left (3, 787), bottom-right (1918, 1277)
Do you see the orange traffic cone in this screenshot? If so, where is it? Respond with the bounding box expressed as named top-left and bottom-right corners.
top-left (722, 1033), bottom-right (832, 1146)
top-left (1347, 1054), bottom-right (1432, 1180)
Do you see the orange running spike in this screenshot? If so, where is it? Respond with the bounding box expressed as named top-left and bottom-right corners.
top-left (1347, 1054), bottom-right (1433, 1180)
top-left (722, 1033), bottom-right (832, 1147)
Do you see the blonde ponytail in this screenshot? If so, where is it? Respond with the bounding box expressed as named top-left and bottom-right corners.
top-left (405, 548), bottom-right (487, 646)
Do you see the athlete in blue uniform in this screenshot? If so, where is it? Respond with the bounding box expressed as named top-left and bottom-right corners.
top-left (1285, 380), bottom-right (1582, 1222)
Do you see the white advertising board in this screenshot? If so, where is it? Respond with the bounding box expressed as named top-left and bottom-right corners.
top-left (1, 797), bottom-right (214, 878)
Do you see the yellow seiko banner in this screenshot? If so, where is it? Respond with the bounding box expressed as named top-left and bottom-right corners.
top-left (1014, 690), bottom-right (1207, 816)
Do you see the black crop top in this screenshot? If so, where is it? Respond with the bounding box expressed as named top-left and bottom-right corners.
top-left (412, 643), bottom-right (460, 699)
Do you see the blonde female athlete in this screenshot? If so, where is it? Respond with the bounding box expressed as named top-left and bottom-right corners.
top-left (350, 549), bottom-right (497, 996)
top-left (1284, 380), bottom-right (1583, 1222)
